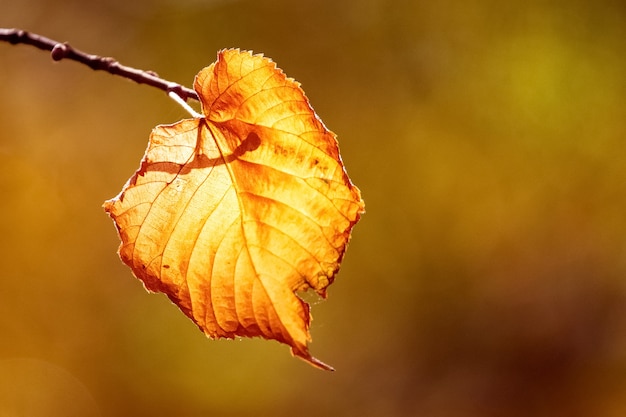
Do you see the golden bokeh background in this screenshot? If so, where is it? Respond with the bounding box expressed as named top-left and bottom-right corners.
top-left (2, 1), bottom-right (626, 416)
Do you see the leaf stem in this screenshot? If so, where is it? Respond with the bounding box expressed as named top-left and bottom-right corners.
top-left (168, 91), bottom-right (203, 118)
top-left (0, 28), bottom-right (199, 102)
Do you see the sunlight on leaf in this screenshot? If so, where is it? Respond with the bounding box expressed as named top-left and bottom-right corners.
top-left (103, 49), bottom-right (364, 370)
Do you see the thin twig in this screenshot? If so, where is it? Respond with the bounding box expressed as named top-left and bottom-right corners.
top-left (0, 28), bottom-right (199, 102)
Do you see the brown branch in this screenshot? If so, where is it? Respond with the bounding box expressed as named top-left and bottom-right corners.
top-left (0, 28), bottom-right (199, 102)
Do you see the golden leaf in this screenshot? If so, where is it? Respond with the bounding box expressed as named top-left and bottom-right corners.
top-left (103, 49), bottom-right (364, 370)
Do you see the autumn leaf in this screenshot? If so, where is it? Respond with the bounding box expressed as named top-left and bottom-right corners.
top-left (103, 49), bottom-right (364, 370)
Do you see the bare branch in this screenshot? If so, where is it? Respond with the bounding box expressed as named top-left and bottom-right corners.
top-left (0, 28), bottom-right (199, 102)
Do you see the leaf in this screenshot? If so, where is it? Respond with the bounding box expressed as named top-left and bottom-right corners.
top-left (103, 49), bottom-right (364, 370)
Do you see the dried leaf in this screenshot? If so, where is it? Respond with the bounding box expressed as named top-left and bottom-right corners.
top-left (103, 49), bottom-right (364, 370)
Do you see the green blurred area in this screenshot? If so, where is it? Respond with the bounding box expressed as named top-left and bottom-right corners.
top-left (1, 0), bottom-right (626, 416)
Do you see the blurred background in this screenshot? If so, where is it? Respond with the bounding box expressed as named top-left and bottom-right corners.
top-left (1, 0), bottom-right (626, 416)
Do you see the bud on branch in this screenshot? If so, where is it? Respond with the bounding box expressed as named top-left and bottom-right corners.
top-left (0, 28), bottom-right (199, 102)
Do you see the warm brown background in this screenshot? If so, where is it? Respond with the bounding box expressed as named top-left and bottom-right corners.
top-left (2, 1), bottom-right (626, 416)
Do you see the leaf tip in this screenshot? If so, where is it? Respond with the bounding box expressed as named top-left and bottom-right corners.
top-left (292, 348), bottom-right (335, 371)
top-left (102, 198), bottom-right (117, 215)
